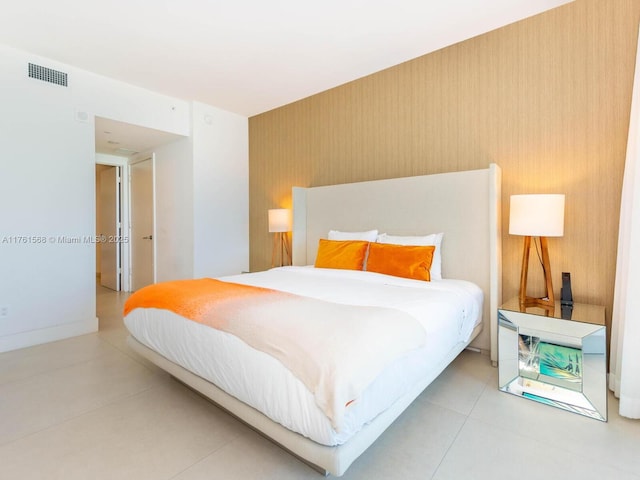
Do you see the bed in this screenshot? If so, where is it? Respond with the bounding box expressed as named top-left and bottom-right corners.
top-left (124, 164), bottom-right (502, 476)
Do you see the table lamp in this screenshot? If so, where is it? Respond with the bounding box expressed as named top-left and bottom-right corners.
top-left (268, 208), bottom-right (292, 267)
top-left (509, 194), bottom-right (565, 308)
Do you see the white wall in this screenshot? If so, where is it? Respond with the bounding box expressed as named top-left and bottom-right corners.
top-left (192, 102), bottom-right (249, 277)
top-left (135, 103), bottom-right (249, 283)
top-left (153, 137), bottom-right (194, 282)
top-left (0, 47), bottom-right (100, 352)
top-left (73, 70), bottom-right (190, 138)
top-left (0, 44), bottom-right (248, 352)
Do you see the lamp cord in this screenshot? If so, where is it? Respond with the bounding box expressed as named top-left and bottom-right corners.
top-left (534, 237), bottom-right (546, 276)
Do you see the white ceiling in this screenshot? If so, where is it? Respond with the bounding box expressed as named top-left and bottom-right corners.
top-left (1, 0), bottom-right (573, 118)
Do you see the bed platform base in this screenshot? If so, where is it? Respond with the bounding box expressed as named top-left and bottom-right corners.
top-left (127, 325), bottom-right (480, 477)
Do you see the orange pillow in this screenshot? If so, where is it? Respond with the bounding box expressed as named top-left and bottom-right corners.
top-left (366, 243), bottom-right (435, 281)
top-left (314, 239), bottom-right (370, 270)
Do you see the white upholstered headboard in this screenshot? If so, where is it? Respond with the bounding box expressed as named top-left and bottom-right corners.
top-left (292, 164), bottom-right (502, 363)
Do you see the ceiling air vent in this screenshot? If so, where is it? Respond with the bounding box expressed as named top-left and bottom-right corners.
top-left (28, 63), bottom-right (68, 87)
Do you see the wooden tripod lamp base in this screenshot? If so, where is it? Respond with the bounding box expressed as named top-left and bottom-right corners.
top-left (271, 232), bottom-right (291, 268)
top-left (519, 236), bottom-right (555, 308)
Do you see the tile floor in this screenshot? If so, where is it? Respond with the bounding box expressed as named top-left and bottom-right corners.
top-left (0, 285), bottom-right (638, 479)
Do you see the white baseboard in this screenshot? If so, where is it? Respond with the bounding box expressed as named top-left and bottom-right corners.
top-left (0, 317), bottom-right (99, 353)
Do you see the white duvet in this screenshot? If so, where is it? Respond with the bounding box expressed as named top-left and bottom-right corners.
top-left (124, 266), bottom-right (483, 446)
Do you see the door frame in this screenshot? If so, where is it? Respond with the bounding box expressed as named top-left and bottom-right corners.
top-left (96, 156), bottom-right (130, 292)
top-left (129, 154), bottom-right (157, 290)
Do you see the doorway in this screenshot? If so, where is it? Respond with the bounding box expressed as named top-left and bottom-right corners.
top-left (95, 157), bottom-right (129, 292)
top-left (94, 116), bottom-right (183, 295)
top-left (95, 156), bottom-right (156, 293)
top-left (96, 165), bottom-right (122, 291)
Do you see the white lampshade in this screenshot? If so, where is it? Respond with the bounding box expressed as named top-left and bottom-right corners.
top-left (268, 208), bottom-right (292, 233)
top-left (509, 194), bottom-right (565, 237)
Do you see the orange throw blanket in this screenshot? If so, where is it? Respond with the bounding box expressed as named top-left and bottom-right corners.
top-left (124, 278), bottom-right (427, 431)
top-left (123, 278), bottom-right (280, 321)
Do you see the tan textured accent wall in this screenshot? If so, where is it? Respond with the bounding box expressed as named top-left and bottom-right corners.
top-left (249, 0), bottom-right (640, 331)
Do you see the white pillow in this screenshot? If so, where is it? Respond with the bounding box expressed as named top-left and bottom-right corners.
top-left (328, 229), bottom-right (379, 242)
top-left (376, 232), bottom-right (444, 280)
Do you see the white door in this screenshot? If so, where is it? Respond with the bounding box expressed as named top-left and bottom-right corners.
top-left (130, 157), bottom-right (155, 290)
top-left (99, 166), bottom-right (121, 290)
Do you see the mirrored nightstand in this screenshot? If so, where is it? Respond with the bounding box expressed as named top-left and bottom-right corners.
top-left (498, 297), bottom-right (607, 421)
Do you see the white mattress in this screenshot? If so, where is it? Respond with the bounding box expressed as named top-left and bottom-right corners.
top-left (124, 267), bottom-right (483, 446)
